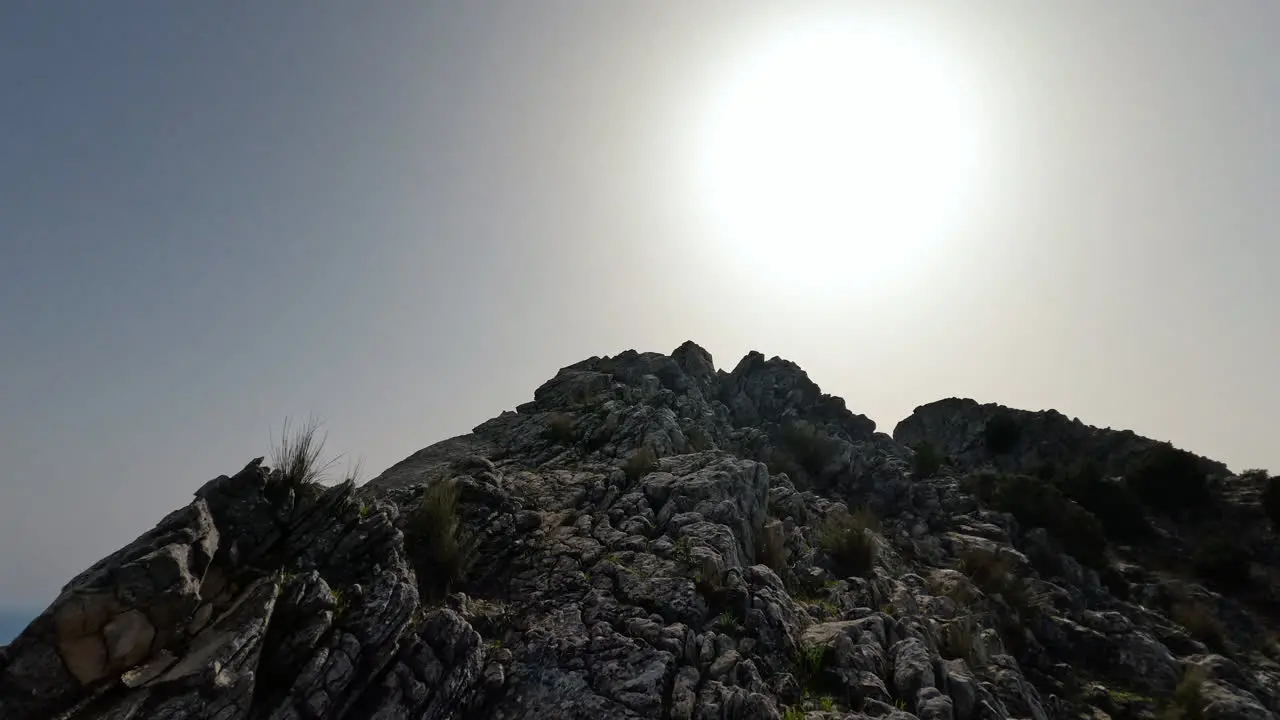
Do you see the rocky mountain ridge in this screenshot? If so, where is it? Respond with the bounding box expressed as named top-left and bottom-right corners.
top-left (1, 341), bottom-right (1277, 720)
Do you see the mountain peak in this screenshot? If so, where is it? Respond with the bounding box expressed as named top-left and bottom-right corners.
top-left (2, 344), bottom-right (1277, 720)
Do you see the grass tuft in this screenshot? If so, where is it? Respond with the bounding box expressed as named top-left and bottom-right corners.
top-left (816, 506), bottom-right (878, 579)
top-left (623, 446), bottom-right (659, 482)
top-left (1170, 602), bottom-right (1227, 651)
top-left (403, 479), bottom-right (470, 605)
top-left (344, 455), bottom-right (366, 484)
top-left (271, 415), bottom-right (340, 486)
top-left (1162, 667), bottom-right (1206, 720)
top-left (957, 547), bottom-right (1026, 606)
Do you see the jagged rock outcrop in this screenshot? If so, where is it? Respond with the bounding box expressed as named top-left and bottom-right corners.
top-left (2, 342), bottom-right (1277, 719)
top-left (893, 398), bottom-right (1232, 480)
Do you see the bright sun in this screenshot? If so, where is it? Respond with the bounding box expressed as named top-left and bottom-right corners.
top-left (693, 15), bottom-right (985, 298)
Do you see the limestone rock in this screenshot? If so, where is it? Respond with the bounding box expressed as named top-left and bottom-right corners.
top-left (0, 341), bottom-right (1275, 720)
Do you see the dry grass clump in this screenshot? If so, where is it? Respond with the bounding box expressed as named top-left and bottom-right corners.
top-left (271, 415), bottom-right (340, 485)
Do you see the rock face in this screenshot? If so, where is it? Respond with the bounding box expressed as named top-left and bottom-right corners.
top-left (893, 398), bottom-right (1232, 480)
top-left (2, 342), bottom-right (1278, 719)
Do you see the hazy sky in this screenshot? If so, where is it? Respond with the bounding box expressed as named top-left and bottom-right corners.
top-left (2, 2), bottom-right (1278, 610)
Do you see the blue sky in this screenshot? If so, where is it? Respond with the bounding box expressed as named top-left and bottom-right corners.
top-left (2, 2), bottom-right (1278, 613)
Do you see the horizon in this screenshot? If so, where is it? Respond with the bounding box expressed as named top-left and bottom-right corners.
top-left (3, 2), bottom-right (1279, 614)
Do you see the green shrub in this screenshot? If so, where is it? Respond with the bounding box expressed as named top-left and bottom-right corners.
top-left (765, 450), bottom-right (808, 488)
top-left (622, 446), bottom-right (659, 482)
top-left (983, 412), bottom-right (1021, 454)
top-left (958, 546), bottom-right (1023, 601)
top-left (780, 422), bottom-right (843, 476)
top-left (957, 548), bottom-right (1042, 657)
top-left (271, 415), bottom-right (340, 486)
top-left (796, 642), bottom-right (829, 687)
top-left (543, 412), bottom-right (575, 444)
top-left (330, 586), bottom-right (349, 617)
top-left (1191, 536), bottom-right (1252, 589)
top-left (967, 472), bottom-right (1108, 568)
top-left (1162, 667), bottom-right (1206, 720)
top-left (715, 610), bottom-right (738, 632)
top-left (403, 480), bottom-right (469, 604)
top-left (1240, 468), bottom-right (1270, 483)
top-left (1053, 462), bottom-right (1149, 541)
top-left (1262, 474), bottom-right (1280, 530)
top-left (816, 506), bottom-right (878, 579)
top-left (912, 442), bottom-right (945, 478)
top-left (1126, 445), bottom-right (1210, 513)
top-left (1170, 602), bottom-right (1226, 651)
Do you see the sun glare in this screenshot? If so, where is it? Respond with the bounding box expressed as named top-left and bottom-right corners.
top-left (692, 15), bottom-right (985, 299)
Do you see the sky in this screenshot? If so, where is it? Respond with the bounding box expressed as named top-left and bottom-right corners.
top-left (2, 1), bottom-right (1278, 613)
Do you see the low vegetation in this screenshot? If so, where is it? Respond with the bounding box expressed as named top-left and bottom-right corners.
top-left (1261, 472), bottom-right (1280, 530)
top-left (965, 472), bottom-right (1108, 569)
top-left (957, 546), bottom-right (1023, 601)
top-left (765, 452), bottom-right (802, 487)
top-left (780, 421), bottom-right (843, 477)
top-left (795, 641), bottom-right (831, 691)
top-left (1170, 601), bottom-right (1227, 651)
top-left (1191, 536), bottom-right (1253, 590)
top-left (330, 586), bottom-right (349, 617)
top-left (1162, 667), bottom-right (1207, 720)
top-left (956, 546), bottom-right (1045, 658)
top-left (816, 505), bottom-right (879, 579)
top-left (1240, 468), bottom-right (1270, 484)
top-left (622, 446), bottom-right (659, 482)
top-left (1126, 444), bottom-right (1210, 513)
top-left (911, 441), bottom-right (946, 478)
top-left (271, 415), bottom-right (341, 486)
top-left (402, 479), bottom-right (469, 604)
top-left (715, 610), bottom-right (738, 632)
top-left (344, 455), bottom-right (366, 485)
top-left (983, 412), bottom-right (1021, 454)
top-left (1050, 461), bottom-right (1149, 541)
top-left (543, 412), bottom-right (575, 444)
